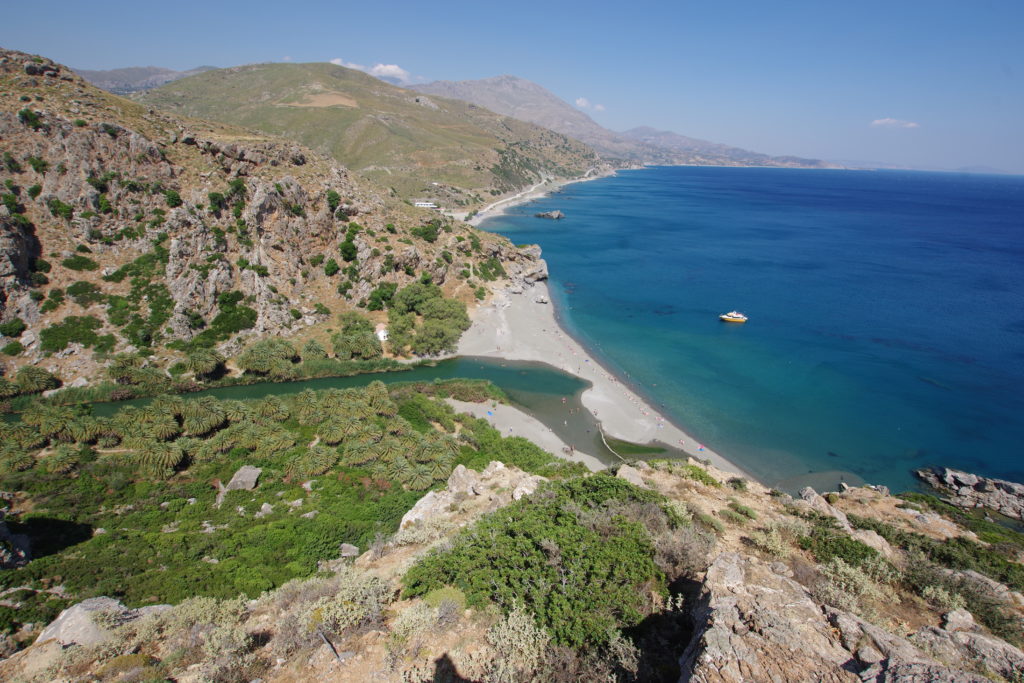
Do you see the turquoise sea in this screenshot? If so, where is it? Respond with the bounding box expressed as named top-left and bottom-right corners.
top-left (479, 167), bottom-right (1024, 492)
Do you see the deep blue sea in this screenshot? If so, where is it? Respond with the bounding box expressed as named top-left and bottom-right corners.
top-left (479, 167), bottom-right (1024, 492)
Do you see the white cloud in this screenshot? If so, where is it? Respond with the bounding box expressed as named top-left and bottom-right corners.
top-left (871, 117), bottom-right (919, 129)
top-left (594, 103), bottom-right (606, 112)
top-left (282, 56), bottom-right (293, 62)
top-left (575, 97), bottom-right (591, 109)
top-left (329, 58), bottom-right (413, 85)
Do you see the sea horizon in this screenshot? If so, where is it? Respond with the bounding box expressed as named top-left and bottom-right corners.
top-left (478, 166), bottom-right (1024, 493)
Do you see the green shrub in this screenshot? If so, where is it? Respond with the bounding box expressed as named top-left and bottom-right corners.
top-left (0, 318), bottom-right (27, 337)
top-left (26, 156), bottom-right (48, 174)
top-left (27, 184), bottom-right (41, 199)
top-left (678, 463), bottom-right (720, 487)
top-left (404, 475), bottom-right (674, 647)
top-left (39, 315), bottom-right (102, 351)
top-left (164, 190), bottom-right (182, 207)
top-left (324, 258), bottom-right (339, 276)
top-left (17, 108), bottom-right (43, 130)
top-left (61, 255), bottom-right (99, 272)
top-left (2, 341), bottom-right (24, 356)
top-left (728, 501), bottom-right (757, 520)
top-left (47, 198), bottom-right (73, 220)
top-left (72, 118), bottom-right (86, 127)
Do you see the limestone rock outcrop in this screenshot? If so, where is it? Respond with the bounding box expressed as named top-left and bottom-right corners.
top-left (677, 553), bottom-right (988, 682)
top-left (399, 462), bottom-right (545, 529)
top-left (915, 467), bottom-right (1024, 520)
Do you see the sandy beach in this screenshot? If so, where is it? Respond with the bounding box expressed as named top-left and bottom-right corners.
top-left (457, 280), bottom-right (745, 478)
top-left (466, 169), bottom-right (611, 227)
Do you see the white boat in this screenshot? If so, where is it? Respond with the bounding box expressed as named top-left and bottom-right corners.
top-left (719, 311), bottom-right (748, 323)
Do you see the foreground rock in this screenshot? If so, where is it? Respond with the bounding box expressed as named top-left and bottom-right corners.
top-left (678, 553), bottom-right (987, 682)
top-left (35, 597), bottom-right (168, 648)
top-left (915, 467), bottom-right (1024, 519)
top-left (399, 462), bottom-right (545, 529)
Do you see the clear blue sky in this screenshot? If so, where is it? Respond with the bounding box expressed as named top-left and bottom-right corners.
top-left (4, 0), bottom-right (1022, 172)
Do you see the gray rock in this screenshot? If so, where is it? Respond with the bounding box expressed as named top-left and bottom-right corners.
top-left (942, 609), bottom-right (975, 632)
top-left (35, 597), bottom-right (123, 647)
top-left (915, 466), bottom-right (1024, 519)
top-left (447, 464), bottom-right (481, 497)
top-left (910, 625), bottom-right (1024, 681)
top-left (225, 466), bottom-right (262, 492)
top-left (254, 502), bottom-right (273, 518)
top-left (339, 543), bottom-right (359, 557)
top-left (616, 464), bottom-right (647, 488)
top-left (534, 210), bottom-right (565, 220)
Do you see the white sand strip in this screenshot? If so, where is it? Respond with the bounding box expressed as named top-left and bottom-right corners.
top-left (446, 399), bottom-right (604, 472)
top-left (457, 281), bottom-right (745, 478)
top-left (467, 170), bottom-right (612, 227)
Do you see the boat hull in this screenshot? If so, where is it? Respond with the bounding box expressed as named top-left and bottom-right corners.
top-left (719, 315), bottom-right (747, 323)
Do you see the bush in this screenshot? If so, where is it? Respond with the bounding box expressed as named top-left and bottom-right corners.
top-left (47, 198), bottom-right (74, 220)
top-left (164, 190), bottom-right (182, 207)
top-left (1, 341), bottom-right (24, 356)
top-left (307, 566), bottom-right (391, 637)
top-left (813, 557), bottom-right (884, 615)
top-left (26, 156), bottom-right (48, 174)
top-left (39, 315), bottom-right (102, 351)
top-left (17, 108), bottom-right (43, 130)
top-left (404, 475), bottom-right (674, 647)
top-left (61, 255), bottom-right (99, 272)
top-left (0, 318), bottom-right (27, 337)
top-left (324, 258), bottom-right (339, 276)
top-left (487, 606), bottom-right (550, 683)
top-left (678, 463), bottom-right (720, 487)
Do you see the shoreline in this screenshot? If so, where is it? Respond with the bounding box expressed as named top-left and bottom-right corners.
top-left (457, 279), bottom-right (749, 480)
top-left (466, 168), bottom-right (614, 227)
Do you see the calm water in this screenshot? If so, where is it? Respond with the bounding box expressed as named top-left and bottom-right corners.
top-left (89, 358), bottom-right (622, 464)
top-left (480, 167), bottom-right (1024, 492)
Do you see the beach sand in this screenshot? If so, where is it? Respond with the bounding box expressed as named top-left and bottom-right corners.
top-left (446, 398), bottom-right (604, 472)
top-left (466, 170), bottom-right (611, 227)
top-left (457, 281), bottom-right (745, 478)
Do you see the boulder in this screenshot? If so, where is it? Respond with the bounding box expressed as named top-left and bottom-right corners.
top-left (339, 543), bottom-right (359, 558)
top-left (35, 597), bottom-right (124, 647)
top-left (225, 466), bottom-right (262, 492)
top-left (534, 210), bottom-right (565, 220)
top-left (911, 626), bottom-right (1024, 681)
top-left (942, 609), bottom-right (975, 632)
top-left (447, 465), bottom-right (481, 497)
top-left (616, 464), bottom-right (648, 489)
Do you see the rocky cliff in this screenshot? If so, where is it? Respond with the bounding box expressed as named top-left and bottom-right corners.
top-left (0, 48), bottom-right (546, 384)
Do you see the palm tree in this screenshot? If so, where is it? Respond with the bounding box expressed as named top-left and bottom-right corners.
top-left (184, 348), bottom-right (225, 379)
top-left (0, 446), bottom-right (35, 473)
top-left (375, 436), bottom-right (403, 464)
top-left (345, 399), bottom-right (375, 421)
top-left (341, 442), bottom-right (376, 467)
top-left (137, 441), bottom-right (183, 472)
top-left (291, 390), bottom-right (321, 425)
top-left (407, 464), bottom-right (434, 491)
top-left (11, 424), bottom-right (46, 450)
top-left (222, 400), bottom-right (253, 423)
top-left (305, 444), bottom-right (339, 476)
top-left (141, 410), bottom-right (180, 441)
top-left (0, 377), bottom-right (20, 399)
top-left (67, 417), bottom-right (102, 444)
top-left (386, 455), bottom-right (412, 481)
top-left (150, 394), bottom-right (185, 418)
top-left (45, 444), bottom-right (80, 474)
top-left (15, 366), bottom-right (60, 394)
top-left (317, 418), bottom-right (348, 446)
top-left (255, 396), bottom-right (289, 421)
top-left (107, 353), bottom-right (145, 384)
top-left (181, 397), bottom-right (226, 436)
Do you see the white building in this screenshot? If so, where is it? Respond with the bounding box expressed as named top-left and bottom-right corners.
top-left (413, 201), bottom-right (438, 209)
top-left (375, 323), bottom-right (389, 342)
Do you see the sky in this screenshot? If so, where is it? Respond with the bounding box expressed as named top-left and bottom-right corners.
top-left (4, 0), bottom-right (1023, 172)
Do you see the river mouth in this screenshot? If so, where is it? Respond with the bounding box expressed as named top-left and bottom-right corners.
top-left (76, 357), bottom-right (690, 467)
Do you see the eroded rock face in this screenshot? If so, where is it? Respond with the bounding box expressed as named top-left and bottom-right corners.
top-left (678, 554), bottom-right (989, 683)
top-left (916, 467), bottom-right (1024, 520)
top-left (678, 553), bottom-right (857, 682)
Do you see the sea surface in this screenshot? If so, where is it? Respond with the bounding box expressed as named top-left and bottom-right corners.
top-left (479, 167), bottom-right (1024, 492)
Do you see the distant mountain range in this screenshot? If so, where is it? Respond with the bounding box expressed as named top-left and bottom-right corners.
top-left (73, 65), bottom-right (218, 94)
top-left (413, 75), bottom-right (836, 169)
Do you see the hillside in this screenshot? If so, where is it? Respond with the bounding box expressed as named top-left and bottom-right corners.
top-left (413, 75), bottom-right (836, 168)
top-left (72, 65), bottom-right (217, 95)
top-left (0, 48), bottom-right (545, 397)
top-left (137, 63), bottom-right (605, 207)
